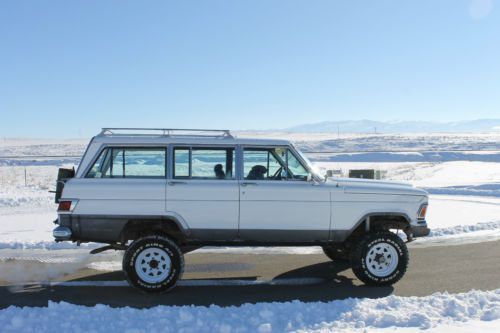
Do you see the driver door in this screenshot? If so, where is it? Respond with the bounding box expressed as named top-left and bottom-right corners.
top-left (238, 147), bottom-right (331, 242)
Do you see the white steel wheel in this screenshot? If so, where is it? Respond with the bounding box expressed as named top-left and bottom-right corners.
top-left (350, 231), bottom-right (409, 286)
top-left (134, 247), bottom-right (172, 284)
top-left (365, 242), bottom-right (399, 277)
top-left (123, 235), bottom-right (184, 293)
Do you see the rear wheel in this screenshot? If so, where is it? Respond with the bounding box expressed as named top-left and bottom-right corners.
top-left (350, 231), bottom-right (408, 286)
top-left (123, 235), bottom-right (184, 293)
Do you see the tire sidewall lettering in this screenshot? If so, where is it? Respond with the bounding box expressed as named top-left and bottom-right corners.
top-left (124, 236), bottom-right (183, 292)
top-left (359, 234), bottom-right (406, 283)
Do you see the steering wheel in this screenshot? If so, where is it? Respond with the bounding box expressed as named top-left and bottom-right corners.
top-left (271, 167), bottom-right (283, 180)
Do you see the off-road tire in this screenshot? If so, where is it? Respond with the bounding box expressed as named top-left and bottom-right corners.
top-left (322, 246), bottom-right (349, 262)
top-left (123, 235), bottom-right (184, 293)
top-left (350, 231), bottom-right (408, 286)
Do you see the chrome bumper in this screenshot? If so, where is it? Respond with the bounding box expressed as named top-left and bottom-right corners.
top-left (53, 226), bottom-right (72, 241)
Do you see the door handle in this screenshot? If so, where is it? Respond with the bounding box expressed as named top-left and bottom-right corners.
top-left (168, 181), bottom-right (187, 186)
top-left (241, 182), bottom-right (257, 187)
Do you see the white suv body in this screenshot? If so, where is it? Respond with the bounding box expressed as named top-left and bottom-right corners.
top-left (54, 128), bottom-right (429, 293)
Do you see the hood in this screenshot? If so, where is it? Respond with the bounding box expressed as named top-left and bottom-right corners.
top-left (326, 177), bottom-right (428, 196)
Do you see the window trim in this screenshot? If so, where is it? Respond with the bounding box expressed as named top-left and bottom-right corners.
top-left (172, 145), bottom-right (237, 180)
top-left (84, 146), bottom-right (168, 179)
top-left (285, 148), bottom-right (310, 181)
top-left (241, 145), bottom-right (311, 182)
top-left (173, 147), bottom-right (192, 178)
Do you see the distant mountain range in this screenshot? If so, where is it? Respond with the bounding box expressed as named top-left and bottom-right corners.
top-left (282, 119), bottom-right (500, 133)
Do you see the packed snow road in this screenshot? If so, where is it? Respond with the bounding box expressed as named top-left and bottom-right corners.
top-left (1, 239), bottom-right (499, 308)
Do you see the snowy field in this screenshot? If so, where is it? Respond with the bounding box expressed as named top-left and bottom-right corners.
top-left (1, 134), bottom-right (499, 332)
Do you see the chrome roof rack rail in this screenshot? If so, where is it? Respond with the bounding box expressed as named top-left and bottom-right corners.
top-left (98, 128), bottom-right (233, 138)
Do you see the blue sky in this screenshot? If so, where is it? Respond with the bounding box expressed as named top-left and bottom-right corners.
top-left (1, 1), bottom-right (499, 137)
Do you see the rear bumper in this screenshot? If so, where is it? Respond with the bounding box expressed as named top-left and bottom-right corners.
top-left (409, 222), bottom-right (430, 238)
top-left (53, 226), bottom-right (72, 241)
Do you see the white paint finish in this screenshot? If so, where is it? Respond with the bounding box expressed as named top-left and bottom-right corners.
top-left (331, 201), bottom-right (422, 230)
top-left (91, 134), bottom-right (290, 149)
top-left (73, 200), bottom-right (166, 216)
top-left (327, 179), bottom-right (427, 230)
top-left (343, 185), bottom-right (427, 196)
top-left (333, 178), bottom-right (427, 197)
top-left (166, 180), bottom-right (239, 231)
top-left (239, 181), bottom-right (331, 233)
top-left (65, 178), bottom-right (166, 216)
top-left (65, 175), bottom-right (427, 234)
top-left (64, 179), bottom-right (166, 201)
top-left (65, 134), bottom-right (430, 239)
top-left (334, 191), bottom-right (425, 203)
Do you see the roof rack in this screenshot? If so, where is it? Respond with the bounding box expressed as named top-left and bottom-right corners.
top-left (99, 128), bottom-right (233, 138)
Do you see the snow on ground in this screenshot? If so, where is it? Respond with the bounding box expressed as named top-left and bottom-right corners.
top-left (314, 161), bottom-right (500, 188)
top-left (1, 140), bottom-right (500, 250)
top-left (0, 289), bottom-right (499, 332)
top-left (426, 195), bottom-right (500, 228)
top-left (0, 138), bottom-right (87, 157)
top-left (0, 136), bottom-right (499, 332)
top-left (310, 151), bottom-right (500, 163)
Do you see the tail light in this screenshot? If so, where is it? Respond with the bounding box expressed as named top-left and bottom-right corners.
top-left (418, 204), bottom-right (428, 221)
top-left (58, 200), bottom-right (78, 213)
top-left (54, 167), bottom-right (75, 203)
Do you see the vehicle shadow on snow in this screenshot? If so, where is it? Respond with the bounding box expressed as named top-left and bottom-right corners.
top-left (1, 261), bottom-right (394, 308)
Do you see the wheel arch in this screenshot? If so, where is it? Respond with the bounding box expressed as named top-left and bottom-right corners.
top-left (334, 212), bottom-right (411, 242)
top-left (119, 214), bottom-right (190, 244)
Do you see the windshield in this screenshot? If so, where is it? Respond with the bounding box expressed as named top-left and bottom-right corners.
top-left (292, 144), bottom-right (325, 181)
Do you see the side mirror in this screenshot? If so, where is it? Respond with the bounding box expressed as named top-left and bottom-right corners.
top-left (307, 173), bottom-right (313, 182)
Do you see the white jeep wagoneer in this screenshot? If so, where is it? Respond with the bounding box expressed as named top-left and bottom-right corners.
top-left (53, 128), bottom-right (429, 293)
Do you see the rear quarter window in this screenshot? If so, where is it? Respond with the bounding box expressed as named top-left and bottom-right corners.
top-left (86, 147), bottom-right (166, 178)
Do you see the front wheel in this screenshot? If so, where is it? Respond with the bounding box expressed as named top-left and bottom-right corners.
top-left (350, 231), bottom-right (408, 286)
top-left (123, 235), bottom-right (184, 293)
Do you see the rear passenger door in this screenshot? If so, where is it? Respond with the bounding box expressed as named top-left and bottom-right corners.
top-left (166, 146), bottom-right (239, 240)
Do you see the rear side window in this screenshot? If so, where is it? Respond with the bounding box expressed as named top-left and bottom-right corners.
top-left (173, 147), bottom-right (235, 179)
top-left (86, 147), bottom-right (166, 178)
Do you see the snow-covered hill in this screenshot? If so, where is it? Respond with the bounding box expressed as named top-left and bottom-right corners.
top-left (282, 119), bottom-right (500, 133)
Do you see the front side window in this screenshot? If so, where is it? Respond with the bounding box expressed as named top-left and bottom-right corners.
top-left (86, 147), bottom-right (166, 178)
top-left (243, 148), bottom-right (284, 180)
top-left (243, 147), bottom-right (309, 181)
top-left (174, 147), bottom-right (235, 180)
top-left (286, 150), bottom-right (309, 180)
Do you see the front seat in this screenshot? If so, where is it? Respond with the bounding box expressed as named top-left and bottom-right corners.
top-left (247, 165), bottom-right (267, 180)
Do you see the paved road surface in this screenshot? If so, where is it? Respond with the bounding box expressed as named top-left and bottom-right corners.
top-left (1, 240), bottom-right (499, 308)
